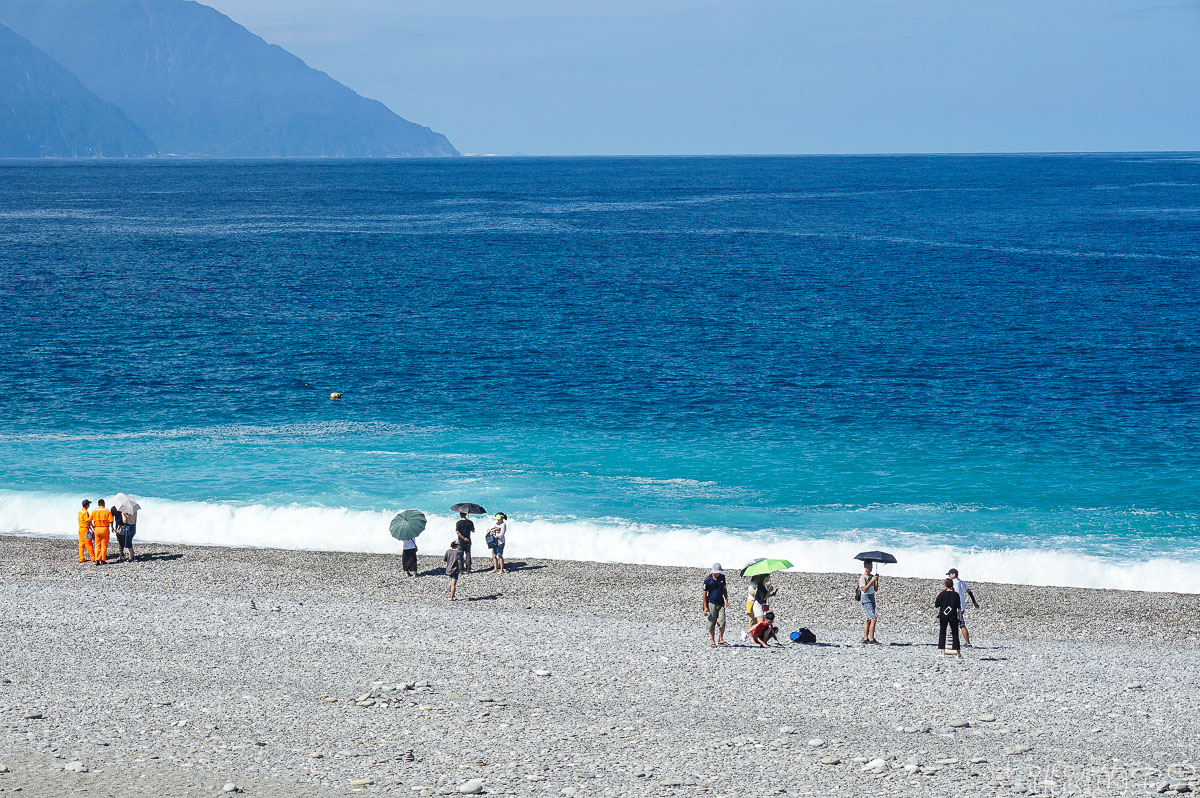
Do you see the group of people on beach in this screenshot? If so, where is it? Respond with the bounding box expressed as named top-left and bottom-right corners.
top-left (702, 559), bottom-right (981, 655)
top-left (398, 511), bottom-right (510, 599)
top-left (75, 496), bottom-right (140, 564)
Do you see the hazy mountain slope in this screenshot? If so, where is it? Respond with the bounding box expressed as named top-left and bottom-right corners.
top-left (0, 0), bottom-right (457, 157)
top-left (0, 23), bottom-right (155, 157)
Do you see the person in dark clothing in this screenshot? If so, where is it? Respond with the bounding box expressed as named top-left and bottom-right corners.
top-left (444, 541), bottom-right (463, 600)
top-left (935, 578), bottom-right (963, 657)
top-left (401, 538), bottom-right (418, 577)
top-left (701, 563), bottom-right (729, 647)
top-left (455, 512), bottom-right (475, 571)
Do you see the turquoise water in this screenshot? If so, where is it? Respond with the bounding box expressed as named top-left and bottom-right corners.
top-left (2, 154), bottom-right (1198, 590)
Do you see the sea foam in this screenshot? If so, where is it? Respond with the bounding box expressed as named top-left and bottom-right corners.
top-left (1, 489), bottom-right (1194, 594)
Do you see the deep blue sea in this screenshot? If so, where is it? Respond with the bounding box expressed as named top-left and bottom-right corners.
top-left (2, 154), bottom-right (1198, 590)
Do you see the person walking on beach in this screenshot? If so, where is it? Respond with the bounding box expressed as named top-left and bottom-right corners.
top-left (946, 568), bottom-right (980, 646)
top-left (444, 540), bottom-right (463, 599)
top-left (701, 563), bottom-right (729, 647)
top-left (76, 499), bottom-right (94, 563)
top-left (935, 578), bottom-right (963, 657)
top-left (487, 513), bottom-right (507, 574)
top-left (456, 511), bottom-right (475, 572)
top-left (89, 499), bottom-right (113, 565)
top-left (402, 538), bottom-right (418, 577)
top-left (859, 561), bottom-right (879, 644)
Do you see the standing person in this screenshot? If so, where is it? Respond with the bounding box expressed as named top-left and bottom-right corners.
top-left (701, 563), bottom-right (729, 647)
top-left (487, 513), bottom-right (507, 574)
top-left (858, 561), bottom-right (879, 644)
top-left (401, 538), bottom-right (418, 577)
top-left (444, 540), bottom-right (463, 599)
top-left (935, 578), bottom-right (963, 657)
top-left (455, 512), bottom-right (475, 572)
top-left (109, 505), bottom-right (125, 561)
top-left (743, 575), bottom-right (772, 639)
top-left (946, 568), bottom-right (980, 646)
top-left (115, 495), bottom-right (141, 561)
top-left (90, 499), bottom-right (113, 565)
top-left (76, 499), bottom-right (94, 563)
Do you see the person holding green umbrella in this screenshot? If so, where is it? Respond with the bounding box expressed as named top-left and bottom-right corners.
top-left (389, 510), bottom-right (427, 577)
top-left (739, 559), bottom-right (791, 639)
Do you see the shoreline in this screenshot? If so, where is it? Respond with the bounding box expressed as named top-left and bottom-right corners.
top-left (2, 534), bottom-right (1199, 797)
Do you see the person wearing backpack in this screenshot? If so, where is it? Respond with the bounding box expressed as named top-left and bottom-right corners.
top-left (935, 578), bottom-right (963, 657)
top-left (857, 562), bottom-right (879, 644)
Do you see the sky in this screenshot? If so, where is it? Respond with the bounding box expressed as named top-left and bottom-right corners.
top-left (204, 0), bottom-right (1200, 156)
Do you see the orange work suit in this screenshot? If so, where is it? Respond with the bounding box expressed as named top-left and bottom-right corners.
top-left (77, 508), bottom-right (94, 562)
top-left (90, 507), bottom-right (113, 563)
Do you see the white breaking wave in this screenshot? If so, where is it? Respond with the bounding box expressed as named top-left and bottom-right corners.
top-left (0, 489), bottom-right (1195, 594)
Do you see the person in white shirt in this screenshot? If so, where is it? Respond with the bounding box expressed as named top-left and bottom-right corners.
top-left (401, 538), bottom-right (418, 577)
top-left (946, 568), bottom-right (980, 646)
top-left (488, 513), bottom-right (508, 574)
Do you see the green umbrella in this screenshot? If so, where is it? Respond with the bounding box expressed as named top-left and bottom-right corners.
top-left (389, 510), bottom-right (427, 541)
top-left (740, 558), bottom-right (793, 578)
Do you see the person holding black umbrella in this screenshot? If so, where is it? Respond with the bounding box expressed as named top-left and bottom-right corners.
top-left (456, 511), bottom-right (475, 571)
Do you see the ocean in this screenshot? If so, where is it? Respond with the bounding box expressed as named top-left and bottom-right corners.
top-left (1, 154), bottom-right (1198, 591)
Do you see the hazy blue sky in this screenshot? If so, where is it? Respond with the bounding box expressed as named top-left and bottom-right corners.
top-left (205, 0), bottom-right (1199, 156)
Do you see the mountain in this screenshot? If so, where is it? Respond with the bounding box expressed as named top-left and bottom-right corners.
top-left (0, 0), bottom-right (457, 158)
top-left (0, 23), bottom-right (155, 157)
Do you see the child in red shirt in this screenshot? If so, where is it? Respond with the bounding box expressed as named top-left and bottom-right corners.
top-left (750, 611), bottom-right (780, 648)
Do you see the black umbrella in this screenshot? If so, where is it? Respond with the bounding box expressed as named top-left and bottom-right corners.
top-left (451, 503), bottom-right (487, 515)
top-left (853, 550), bottom-right (898, 564)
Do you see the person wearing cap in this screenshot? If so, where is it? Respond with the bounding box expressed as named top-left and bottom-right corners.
top-left (946, 568), bottom-right (980, 646)
top-left (76, 499), bottom-right (94, 563)
top-left (701, 563), bottom-right (729, 647)
top-left (487, 512), bottom-right (507, 574)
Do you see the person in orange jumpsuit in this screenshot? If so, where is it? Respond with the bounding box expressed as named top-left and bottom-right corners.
top-left (77, 499), bottom-right (94, 562)
top-left (90, 499), bottom-right (113, 565)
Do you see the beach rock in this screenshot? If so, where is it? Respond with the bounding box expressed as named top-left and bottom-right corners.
top-left (860, 758), bottom-right (887, 773)
top-left (820, 756), bottom-right (840, 765)
top-left (807, 738), bottom-right (826, 748)
top-left (534, 670), bottom-right (552, 677)
top-left (949, 720), bottom-right (971, 728)
top-left (221, 784), bottom-right (238, 793)
top-left (779, 725), bottom-right (797, 735)
top-left (457, 778), bottom-right (484, 794)
top-left (1004, 744), bottom-right (1032, 756)
top-left (350, 778), bottom-right (374, 787)
top-left (24, 712), bottom-right (43, 719)
top-left (978, 713), bottom-right (997, 722)
top-left (63, 761), bottom-right (88, 773)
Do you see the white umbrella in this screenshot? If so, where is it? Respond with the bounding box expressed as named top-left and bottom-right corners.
top-left (113, 493), bottom-right (141, 523)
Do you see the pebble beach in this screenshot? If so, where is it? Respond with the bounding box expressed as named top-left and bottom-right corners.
top-left (1, 534), bottom-right (1198, 798)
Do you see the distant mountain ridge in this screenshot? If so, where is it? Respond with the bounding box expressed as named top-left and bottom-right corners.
top-left (0, 22), bottom-right (155, 157)
top-left (0, 0), bottom-right (457, 158)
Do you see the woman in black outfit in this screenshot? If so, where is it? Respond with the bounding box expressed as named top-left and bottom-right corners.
top-left (935, 578), bottom-right (962, 657)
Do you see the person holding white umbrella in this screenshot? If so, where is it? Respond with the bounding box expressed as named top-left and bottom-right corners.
top-left (113, 493), bottom-right (142, 561)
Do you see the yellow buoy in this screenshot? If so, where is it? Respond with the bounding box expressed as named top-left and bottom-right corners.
top-left (329, 392), bottom-right (342, 400)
